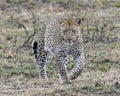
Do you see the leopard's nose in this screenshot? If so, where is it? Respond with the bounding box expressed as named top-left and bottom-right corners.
top-left (68, 39), bottom-right (72, 43)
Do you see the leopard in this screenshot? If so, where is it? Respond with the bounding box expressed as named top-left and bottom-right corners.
top-left (32, 14), bottom-right (85, 84)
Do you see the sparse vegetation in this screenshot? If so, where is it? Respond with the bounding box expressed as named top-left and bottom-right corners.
top-left (0, 0), bottom-right (120, 96)
top-left (114, 2), bottom-right (120, 8)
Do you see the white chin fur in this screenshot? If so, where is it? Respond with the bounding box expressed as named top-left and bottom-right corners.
top-left (64, 42), bottom-right (73, 46)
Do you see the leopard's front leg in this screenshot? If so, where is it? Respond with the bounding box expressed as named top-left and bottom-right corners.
top-left (54, 50), bottom-right (70, 84)
top-left (69, 47), bottom-right (85, 80)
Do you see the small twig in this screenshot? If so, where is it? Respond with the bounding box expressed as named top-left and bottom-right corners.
top-left (22, 12), bottom-right (37, 47)
top-left (22, 31), bottom-right (36, 47)
top-left (32, 12), bottom-right (37, 37)
top-left (14, 21), bottom-right (29, 36)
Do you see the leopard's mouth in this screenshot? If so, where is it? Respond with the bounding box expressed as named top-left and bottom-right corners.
top-left (63, 39), bottom-right (74, 45)
top-left (62, 37), bottom-right (77, 45)
top-left (64, 38), bottom-right (79, 45)
top-left (66, 40), bottom-right (73, 44)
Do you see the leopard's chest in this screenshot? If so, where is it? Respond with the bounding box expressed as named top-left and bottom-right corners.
top-left (44, 43), bottom-right (74, 55)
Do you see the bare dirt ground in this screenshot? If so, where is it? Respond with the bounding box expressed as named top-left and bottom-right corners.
top-left (0, 0), bottom-right (120, 96)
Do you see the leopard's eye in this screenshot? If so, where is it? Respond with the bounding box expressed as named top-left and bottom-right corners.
top-left (72, 30), bottom-right (76, 33)
top-left (63, 29), bottom-right (67, 33)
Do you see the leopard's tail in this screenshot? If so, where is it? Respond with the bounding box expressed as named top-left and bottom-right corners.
top-left (32, 41), bottom-right (40, 66)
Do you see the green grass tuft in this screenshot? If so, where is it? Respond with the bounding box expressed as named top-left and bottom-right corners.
top-left (114, 2), bottom-right (120, 8)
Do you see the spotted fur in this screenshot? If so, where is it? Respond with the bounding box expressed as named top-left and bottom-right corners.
top-left (32, 15), bottom-right (85, 83)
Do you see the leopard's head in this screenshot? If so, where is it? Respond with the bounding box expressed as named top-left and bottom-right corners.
top-left (60, 18), bottom-right (82, 45)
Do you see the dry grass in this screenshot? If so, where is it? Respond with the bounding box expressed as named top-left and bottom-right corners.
top-left (0, 0), bottom-right (120, 96)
